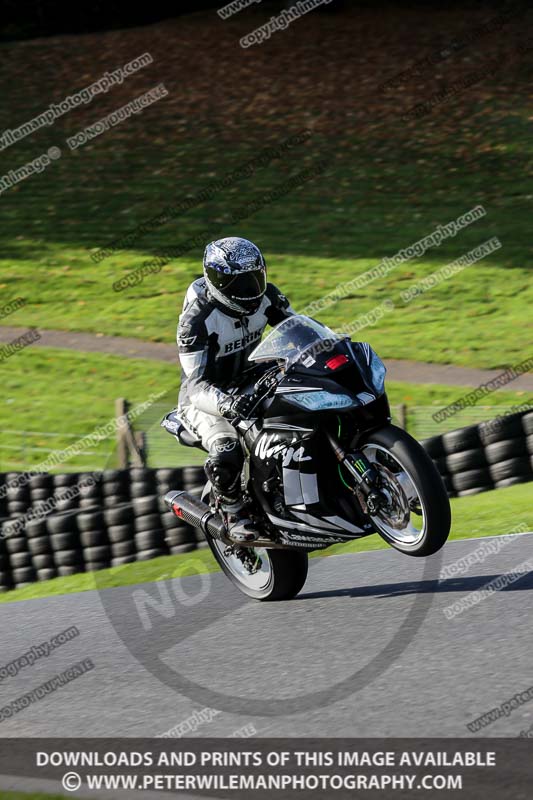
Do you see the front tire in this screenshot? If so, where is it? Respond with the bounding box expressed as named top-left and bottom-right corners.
top-left (358, 424), bottom-right (451, 556)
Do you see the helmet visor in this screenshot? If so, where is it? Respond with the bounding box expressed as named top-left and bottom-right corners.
top-left (206, 266), bottom-right (266, 303)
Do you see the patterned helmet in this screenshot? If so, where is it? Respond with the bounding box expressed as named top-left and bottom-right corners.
top-left (203, 236), bottom-right (267, 316)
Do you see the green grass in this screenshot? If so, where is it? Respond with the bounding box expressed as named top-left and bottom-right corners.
top-left (0, 348), bottom-right (175, 471)
top-left (1, 204), bottom-right (531, 371)
top-left (1, 133), bottom-right (531, 370)
top-left (1, 483), bottom-right (530, 605)
top-left (0, 8), bottom-right (531, 373)
top-left (1, 347), bottom-right (531, 472)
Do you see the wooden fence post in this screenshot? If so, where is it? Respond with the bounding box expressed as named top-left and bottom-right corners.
top-left (115, 398), bottom-right (146, 468)
top-left (115, 398), bottom-right (129, 468)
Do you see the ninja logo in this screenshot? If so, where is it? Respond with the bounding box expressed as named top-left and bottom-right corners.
top-left (255, 434), bottom-right (311, 467)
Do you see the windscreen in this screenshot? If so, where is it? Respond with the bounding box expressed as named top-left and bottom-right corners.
top-left (248, 315), bottom-right (342, 366)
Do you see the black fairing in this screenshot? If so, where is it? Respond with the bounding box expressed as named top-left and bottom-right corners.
top-left (244, 338), bottom-right (390, 541)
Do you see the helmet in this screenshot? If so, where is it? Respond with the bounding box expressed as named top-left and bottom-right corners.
top-left (203, 237), bottom-right (267, 316)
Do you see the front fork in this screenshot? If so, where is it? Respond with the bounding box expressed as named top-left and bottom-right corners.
top-left (326, 431), bottom-right (384, 513)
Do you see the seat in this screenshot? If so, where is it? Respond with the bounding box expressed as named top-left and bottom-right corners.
top-left (178, 427), bottom-right (201, 448)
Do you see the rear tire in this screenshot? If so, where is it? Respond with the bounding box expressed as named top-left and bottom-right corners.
top-left (207, 537), bottom-right (309, 601)
top-left (200, 483), bottom-right (308, 600)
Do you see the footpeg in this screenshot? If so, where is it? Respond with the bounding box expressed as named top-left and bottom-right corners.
top-left (227, 517), bottom-right (260, 544)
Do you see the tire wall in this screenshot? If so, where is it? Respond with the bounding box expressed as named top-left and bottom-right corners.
top-left (0, 466), bottom-right (206, 591)
top-left (1, 411), bottom-right (532, 591)
top-left (420, 410), bottom-right (533, 499)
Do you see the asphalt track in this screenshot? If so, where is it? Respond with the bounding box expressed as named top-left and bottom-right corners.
top-left (1, 533), bottom-right (532, 740)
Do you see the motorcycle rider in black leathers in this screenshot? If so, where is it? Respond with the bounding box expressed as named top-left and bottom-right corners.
top-left (176, 237), bottom-right (295, 543)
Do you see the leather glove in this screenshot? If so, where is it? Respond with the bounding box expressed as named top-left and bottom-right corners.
top-left (219, 393), bottom-right (256, 422)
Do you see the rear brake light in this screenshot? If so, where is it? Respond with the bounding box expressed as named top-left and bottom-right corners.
top-left (172, 504), bottom-right (184, 518)
top-left (326, 354), bottom-right (349, 370)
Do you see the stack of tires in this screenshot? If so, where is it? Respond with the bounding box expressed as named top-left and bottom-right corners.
top-left (0, 473), bottom-right (7, 520)
top-left (482, 412), bottom-right (533, 490)
top-left (421, 410), bottom-right (533, 497)
top-left (0, 532), bottom-right (12, 592)
top-left (29, 472), bottom-right (54, 512)
top-left (100, 469), bottom-right (130, 507)
top-left (0, 465), bottom-right (204, 589)
top-left (5, 473), bottom-right (31, 517)
top-left (79, 473), bottom-right (103, 509)
top-left (155, 468), bottom-right (198, 555)
top-left (446, 425), bottom-right (491, 497)
top-left (46, 511), bottom-right (85, 576)
top-left (2, 518), bottom-right (35, 589)
top-left (26, 517), bottom-right (56, 582)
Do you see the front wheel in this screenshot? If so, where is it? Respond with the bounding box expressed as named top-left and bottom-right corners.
top-left (357, 424), bottom-right (451, 556)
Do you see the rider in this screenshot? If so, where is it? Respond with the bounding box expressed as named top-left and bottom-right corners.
top-left (176, 236), bottom-right (295, 543)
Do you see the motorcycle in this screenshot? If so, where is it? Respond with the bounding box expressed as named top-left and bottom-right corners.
top-left (162, 315), bottom-right (451, 601)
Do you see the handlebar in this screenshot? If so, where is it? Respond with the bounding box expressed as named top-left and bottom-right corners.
top-left (233, 367), bottom-right (281, 426)
top-left (253, 365), bottom-right (281, 397)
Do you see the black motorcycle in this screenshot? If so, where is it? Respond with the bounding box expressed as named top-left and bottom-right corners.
top-left (162, 315), bottom-right (451, 601)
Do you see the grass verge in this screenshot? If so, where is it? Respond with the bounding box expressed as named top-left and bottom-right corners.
top-left (1, 347), bottom-right (531, 471)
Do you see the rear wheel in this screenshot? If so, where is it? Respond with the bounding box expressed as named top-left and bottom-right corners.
top-left (357, 425), bottom-right (451, 556)
top-left (201, 484), bottom-right (308, 600)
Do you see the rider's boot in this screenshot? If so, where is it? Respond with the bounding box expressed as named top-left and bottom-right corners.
top-left (205, 453), bottom-right (259, 543)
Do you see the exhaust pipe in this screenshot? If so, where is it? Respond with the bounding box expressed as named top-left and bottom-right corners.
top-left (164, 490), bottom-right (226, 541)
top-left (164, 491), bottom-right (295, 551)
